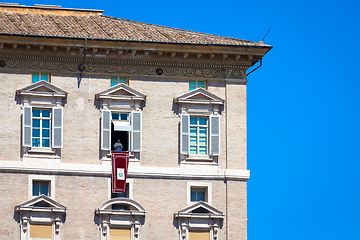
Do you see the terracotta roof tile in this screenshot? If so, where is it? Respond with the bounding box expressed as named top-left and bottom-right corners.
top-left (0, 11), bottom-right (270, 47)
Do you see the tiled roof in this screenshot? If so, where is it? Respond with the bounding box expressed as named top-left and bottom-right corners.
top-left (0, 11), bottom-right (269, 47)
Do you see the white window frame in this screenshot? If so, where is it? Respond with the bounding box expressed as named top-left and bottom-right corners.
top-left (28, 175), bottom-right (56, 200)
top-left (110, 76), bottom-right (128, 87)
top-left (102, 110), bottom-right (142, 153)
top-left (31, 108), bottom-right (52, 148)
top-left (189, 116), bottom-right (209, 155)
top-left (187, 182), bottom-right (212, 205)
top-left (32, 72), bottom-right (51, 83)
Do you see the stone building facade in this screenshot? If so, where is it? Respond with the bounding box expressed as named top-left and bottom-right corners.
top-left (0, 3), bottom-right (271, 240)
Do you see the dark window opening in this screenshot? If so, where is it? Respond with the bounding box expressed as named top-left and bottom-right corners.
top-left (33, 181), bottom-right (49, 196)
top-left (34, 201), bottom-right (50, 208)
top-left (191, 207), bottom-right (209, 213)
top-left (111, 123), bottom-right (129, 151)
top-left (111, 183), bottom-right (130, 210)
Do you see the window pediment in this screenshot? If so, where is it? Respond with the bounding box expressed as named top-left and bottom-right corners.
top-left (16, 80), bottom-right (67, 98)
top-left (96, 83), bottom-right (146, 102)
top-left (174, 88), bottom-right (224, 106)
top-left (96, 198), bottom-right (146, 216)
top-left (16, 194), bottom-right (66, 213)
top-left (175, 201), bottom-right (224, 219)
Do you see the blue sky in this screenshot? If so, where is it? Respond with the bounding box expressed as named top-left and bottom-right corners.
top-left (7, 0), bottom-right (360, 239)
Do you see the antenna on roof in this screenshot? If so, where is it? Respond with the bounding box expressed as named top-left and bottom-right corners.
top-left (262, 25), bottom-right (273, 42)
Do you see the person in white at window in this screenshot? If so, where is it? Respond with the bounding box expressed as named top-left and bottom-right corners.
top-left (114, 139), bottom-right (123, 151)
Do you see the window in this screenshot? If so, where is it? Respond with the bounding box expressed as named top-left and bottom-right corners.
top-left (191, 187), bottom-right (206, 202)
top-left (16, 195), bottom-right (66, 240)
top-left (190, 117), bottom-right (208, 155)
top-left (189, 80), bottom-right (205, 90)
top-left (188, 230), bottom-right (210, 240)
top-left (97, 84), bottom-right (146, 158)
top-left (29, 224), bottom-right (52, 240)
top-left (187, 182), bottom-right (212, 205)
top-left (96, 198), bottom-right (145, 240)
top-left (23, 106), bottom-right (63, 149)
top-left (110, 76), bottom-right (128, 87)
top-left (28, 175), bottom-right (55, 200)
top-left (175, 201), bottom-right (223, 240)
top-left (33, 181), bottom-right (50, 196)
top-left (32, 109), bottom-right (51, 148)
top-left (181, 115), bottom-right (220, 157)
top-left (111, 183), bottom-right (130, 210)
top-left (109, 228), bottom-right (131, 240)
top-left (32, 72), bottom-right (50, 83)
top-left (102, 110), bottom-right (142, 153)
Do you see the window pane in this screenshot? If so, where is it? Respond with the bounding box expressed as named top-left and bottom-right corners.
top-left (33, 119), bottom-right (40, 128)
top-left (42, 110), bottom-right (50, 118)
top-left (42, 139), bottom-right (50, 147)
top-left (190, 118), bottom-right (197, 125)
top-left (190, 127), bottom-right (197, 134)
top-left (42, 120), bottom-right (50, 128)
top-left (199, 128), bottom-right (207, 136)
top-left (197, 81), bottom-right (205, 86)
top-left (197, 191), bottom-right (205, 201)
top-left (191, 191), bottom-right (197, 201)
top-left (112, 113), bottom-right (119, 120)
top-left (119, 77), bottom-right (127, 83)
top-left (32, 72), bottom-right (39, 83)
top-left (199, 137), bottom-right (207, 145)
top-left (189, 86), bottom-right (196, 90)
top-left (32, 138), bottom-right (40, 147)
top-left (40, 183), bottom-right (49, 196)
top-left (199, 146), bottom-right (207, 155)
top-left (32, 109), bottom-right (40, 117)
top-left (190, 136), bottom-right (197, 145)
top-left (42, 129), bottom-right (50, 138)
top-left (190, 146), bottom-right (197, 154)
top-left (189, 81), bottom-right (196, 86)
top-left (120, 113), bottom-right (128, 120)
top-left (33, 182), bottom-right (40, 195)
top-left (198, 118), bottom-right (207, 125)
top-left (33, 129), bottom-right (40, 137)
top-left (40, 73), bottom-right (49, 82)
top-left (110, 82), bottom-right (117, 87)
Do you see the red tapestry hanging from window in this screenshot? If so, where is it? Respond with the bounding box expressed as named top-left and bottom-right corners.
top-left (111, 151), bottom-right (129, 193)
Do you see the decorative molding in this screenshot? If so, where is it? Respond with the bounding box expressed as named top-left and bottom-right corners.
top-left (0, 160), bottom-right (250, 180)
top-left (0, 51), bottom-right (248, 80)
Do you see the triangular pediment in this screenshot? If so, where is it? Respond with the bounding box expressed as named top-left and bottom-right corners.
top-left (16, 195), bottom-right (66, 213)
top-left (175, 201), bottom-right (224, 218)
top-left (17, 80), bottom-right (67, 98)
top-left (96, 83), bottom-right (146, 101)
top-left (174, 88), bottom-right (224, 105)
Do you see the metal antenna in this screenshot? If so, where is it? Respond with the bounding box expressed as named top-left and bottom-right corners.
top-left (262, 25), bottom-right (273, 42)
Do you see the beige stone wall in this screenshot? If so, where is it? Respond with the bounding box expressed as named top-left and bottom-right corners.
top-left (0, 172), bottom-right (241, 240)
top-left (0, 70), bottom-right (248, 240)
top-left (226, 81), bottom-right (247, 170)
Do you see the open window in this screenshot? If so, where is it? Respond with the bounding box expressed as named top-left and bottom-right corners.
top-left (96, 198), bottom-right (146, 240)
top-left (174, 88), bottom-right (223, 164)
top-left (17, 81), bottom-right (67, 159)
top-left (15, 195), bottom-right (66, 240)
top-left (175, 202), bottom-right (224, 240)
top-left (96, 84), bottom-right (146, 160)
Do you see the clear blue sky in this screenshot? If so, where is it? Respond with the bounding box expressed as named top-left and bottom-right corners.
top-left (8, 0), bottom-right (360, 239)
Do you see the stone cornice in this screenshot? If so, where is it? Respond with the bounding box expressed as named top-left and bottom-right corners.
top-left (0, 160), bottom-right (250, 180)
top-left (0, 52), bottom-right (247, 80)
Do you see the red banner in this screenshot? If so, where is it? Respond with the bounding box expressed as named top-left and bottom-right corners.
top-left (111, 151), bottom-right (129, 193)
